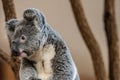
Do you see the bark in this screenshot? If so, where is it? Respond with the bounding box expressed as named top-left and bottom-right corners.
top-left (0, 49), bottom-right (20, 80)
top-left (10, 56), bottom-right (21, 80)
top-left (0, 49), bottom-right (11, 65)
top-left (104, 0), bottom-right (120, 80)
top-left (1, 0), bottom-right (16, 21)
top-left (69, 0), bottom-right (108, 80)
top-left (1, 0), bottom-right (20, 80)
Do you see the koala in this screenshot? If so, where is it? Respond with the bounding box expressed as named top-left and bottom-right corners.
top-left (6, 8), bottom-right (80, 80)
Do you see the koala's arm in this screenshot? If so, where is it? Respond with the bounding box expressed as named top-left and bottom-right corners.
top-left (20, 58), bottom-right (41, 80)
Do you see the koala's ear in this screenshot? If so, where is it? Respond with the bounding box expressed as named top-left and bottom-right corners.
top-left (6, 19), bottom-right (19, 42)
top-left (40, 12), bottom-right (46, 25)
top-left (6, 19), bottom-right (19, 33)
top-left (23, 8), bottom-right (46, 25)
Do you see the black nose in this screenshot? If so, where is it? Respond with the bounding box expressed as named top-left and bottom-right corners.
top-left (11, 49), bottom-right (20, 56)
top-left (11, 41), bottom-right (20, 56)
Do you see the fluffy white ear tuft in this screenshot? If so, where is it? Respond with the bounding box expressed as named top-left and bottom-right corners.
top-left (6, 19), bottom-right (19, 32)
top-left (23, 8), bottom-right (46, 25)
top-left (6, 19), bottom-right (19, 40)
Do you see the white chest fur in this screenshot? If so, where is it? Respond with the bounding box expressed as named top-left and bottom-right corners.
top-left (28, 44), bottom-right (55, 80)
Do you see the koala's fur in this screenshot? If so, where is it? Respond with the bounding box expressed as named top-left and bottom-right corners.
top-left (6, 8), bottom-right (80, 80)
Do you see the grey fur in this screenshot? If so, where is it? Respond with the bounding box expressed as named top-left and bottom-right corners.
top-left (20, 58), bottom-right (38, 80)
top-left (6, 8), bottom-right (80, 80)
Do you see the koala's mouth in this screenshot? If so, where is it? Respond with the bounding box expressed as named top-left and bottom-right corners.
top-left (22, 50), bottom-right (28, 55)
top-left (19, 50), bottom-right (29, 58)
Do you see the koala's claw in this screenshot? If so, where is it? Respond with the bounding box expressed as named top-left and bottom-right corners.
top-left (29, 77), bottom-right (41, 80)
top-left (23, 9), bottom-right (37, 21)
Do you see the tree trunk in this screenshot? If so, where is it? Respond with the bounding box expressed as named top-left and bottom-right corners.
top-left (0, 49), bottom-right (11, 65)
top-left (1, 0), bottom-right (16, 21)
top-left (69, 0), bottom-right (108, 80)
top-left (104, 0), bottom-right (120, 80)
top-left (0, 48), bottom-right (20, 80)
top-left (1, 0), bottom-right (20, 80)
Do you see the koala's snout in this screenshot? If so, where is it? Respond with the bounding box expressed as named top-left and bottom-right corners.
top-left (11, 41), bottom-right (20, 56)
top-left (12, 49), bottom-right (20, 56)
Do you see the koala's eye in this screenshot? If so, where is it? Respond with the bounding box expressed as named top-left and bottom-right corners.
top-left (20, 35), bottom-right (27, 43)
top-left (21, 35), bottom-right (25, 40)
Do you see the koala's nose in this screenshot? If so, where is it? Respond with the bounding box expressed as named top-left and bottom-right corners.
top-left (12, 49), bottom-right (20, 56)
top-left (11, 41), bottom-right (20, 56)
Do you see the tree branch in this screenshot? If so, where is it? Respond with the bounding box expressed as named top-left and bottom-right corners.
top-left (69, 0), bottom-right (108, 80)
top-left (1, 0), bottom-right (16, 21)
top-left (104, 0), bottom-right (120, 80)
top-left (0, 49), bottom-right (20, 80)
top-left (0, 49), bottom-right (11, 65)
top-left (1, 0), bottom-right (20, 80)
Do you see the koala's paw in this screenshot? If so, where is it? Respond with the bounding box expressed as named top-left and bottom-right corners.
top-left (29, 77), bottom-right (41, 80)
top-left (23, 8), bottom-right (37, 21)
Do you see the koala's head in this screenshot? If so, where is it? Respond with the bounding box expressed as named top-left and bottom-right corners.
top-left (6, 8), bottom-right (47, 58)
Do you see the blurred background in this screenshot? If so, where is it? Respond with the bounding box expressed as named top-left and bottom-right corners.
top-left (0, 0), bottom-right (120, 80)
